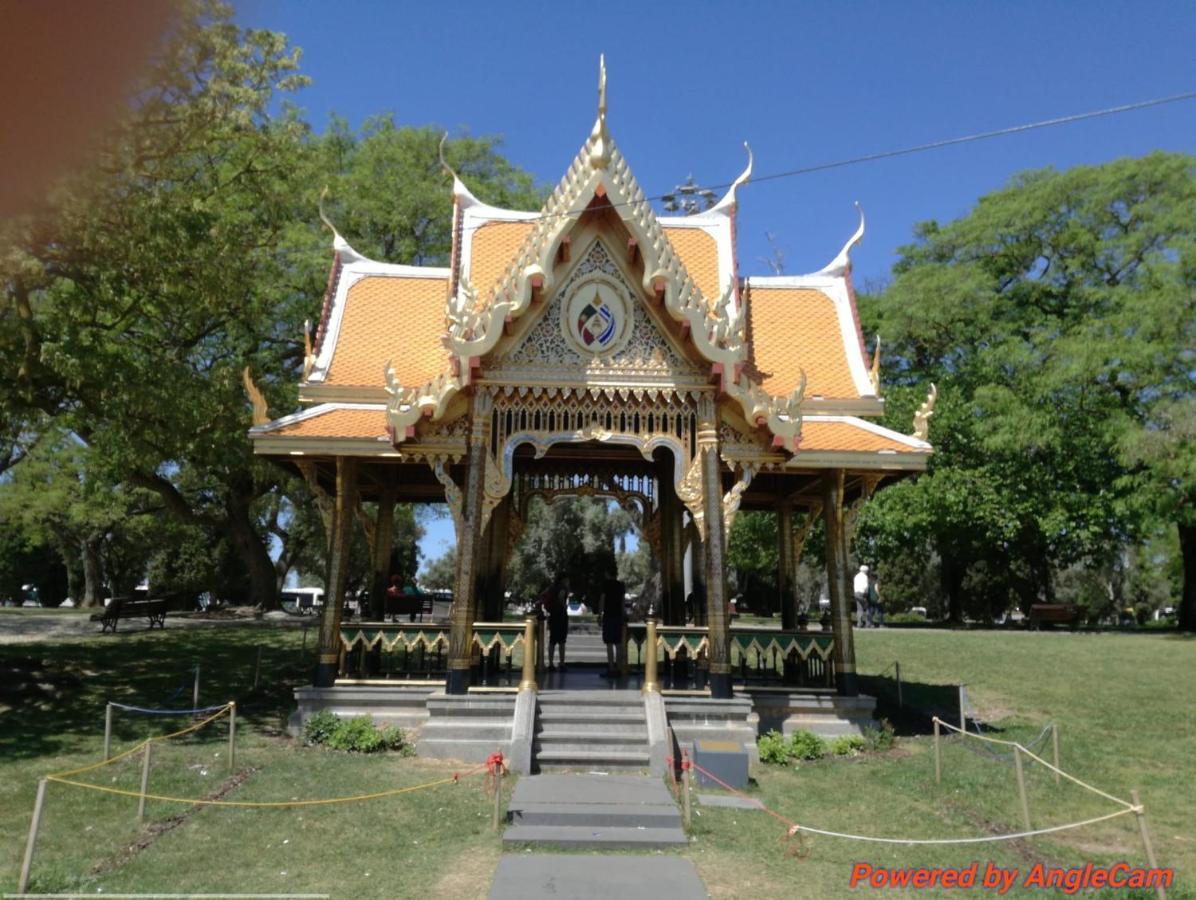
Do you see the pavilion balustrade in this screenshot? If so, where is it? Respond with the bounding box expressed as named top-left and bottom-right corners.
top-left (624, 623), bottom-right (838, 691)
top-left (337, 621), bottom-right (529, 684)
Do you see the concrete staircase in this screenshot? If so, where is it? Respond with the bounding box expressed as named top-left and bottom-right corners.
top-left (416, 693), bottom-right (516, 765)
top-left (533, 690), bottom-right (651, 773)
top-left (289, 683), bottom-right (437, 737)
top-left (503, 774), bottom-right (687, 849)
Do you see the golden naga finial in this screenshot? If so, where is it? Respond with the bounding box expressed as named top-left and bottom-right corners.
top-left (242, 367), bottom-right (270, 426)
top-left (302, 319), bottom-right (315, 381)
top-left (317, 185), bottom-right (335, 235)
top-left (912, 382), bottom-right (937, 441)
top-left (589, 54), bottom-right (611, 170)
top-left (868, 335), bottom-right (882, 395)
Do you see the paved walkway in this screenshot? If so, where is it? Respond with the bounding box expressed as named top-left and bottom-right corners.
top-left (492, 774), bottom-right (708, 899)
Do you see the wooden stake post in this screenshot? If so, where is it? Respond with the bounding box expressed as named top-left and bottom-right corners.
top-left (137, 741), bottom-right (153, 821)
top-left (17, 778), bottom-right (48, 895)
top-left (1131, 790), bottom-right (1167, 900)
top-left (253, 646), bottom-right (263, 691)
top-left (1013, 745), bottom-right (1032, 831)
top-left (894, 661), bottom-right (903, 708)
top-left (491, 761), bottom-right (504, 832)
top-left (192, 664), bottom-right (201, 709)
top-left (228, 701), bottom-right (237, 773)
top-left (1052, 724), bottom-right (1061, 785)
top-left (933, 717), bottom-right (941, 785)
top-left (681, 753), bottom-right (692, 829)
top-left (103, 702), bottom-right (114, 761)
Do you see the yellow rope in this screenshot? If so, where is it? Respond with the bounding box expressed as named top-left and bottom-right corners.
top-left (934, 717), bottom-right (1135, 810)
top-left (50, 705), bottom-right (233, 779)
top-left (46, 770), bottom-right (478, 808)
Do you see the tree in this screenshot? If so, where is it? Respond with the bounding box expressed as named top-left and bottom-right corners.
top-left (860, 152), bottom-right (1196, 626)
top-left (0, 1), bottom-right (542, 608)
top-left (421, 548), bottom-right (457, 591)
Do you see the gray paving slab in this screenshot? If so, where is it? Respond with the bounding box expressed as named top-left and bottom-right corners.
top-left (490, 854), bottom-right (708, 899)
top-left (502, 824), bottom-right (688, 849)
top-left (697, 793), bottom-right (764, 809)
top-left (509, 773), bottom-right (674, 807)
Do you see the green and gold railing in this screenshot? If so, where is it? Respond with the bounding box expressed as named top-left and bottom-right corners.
top-left (730, 627), bottom-right (835, 688)
top-left (337, 621), bottom-right (530, 683)
top-left (624, 623), bottom-right (837, 690)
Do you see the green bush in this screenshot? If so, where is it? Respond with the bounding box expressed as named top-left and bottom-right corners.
top-left (302, 710), bottom-right (340, 745)
top-left (830, 735), bottom-right (865, 756)
top-left (303, 712), bottom-right (410, 753)
top-left (887, 611), bottom-right (930, 625)
top-left (788, 730), bottom-right (826, 761)
top-left (758, 730), bottom-right (791, 765)
top-left (862, 718), bottom-right (895, 752)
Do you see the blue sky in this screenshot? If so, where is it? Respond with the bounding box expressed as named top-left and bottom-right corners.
top-left (233, 1), bottom-right (1196, 569)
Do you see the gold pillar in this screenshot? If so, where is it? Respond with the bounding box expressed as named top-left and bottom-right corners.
top-left (698, 398), bottom-right (732, 699)
top-left (315, 457), bottom-right (358, 687)
top-left (368, 490), bottom-right (396, 621)
top-left (447, 391), bottom-right (493, 694)
top-left (821, 470), bottom-right (858, 695)
top-left (778, 501), bottom-right (797, 630)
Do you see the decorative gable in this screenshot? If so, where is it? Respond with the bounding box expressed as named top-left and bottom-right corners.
top-left (483, 239), bottom-right (706, 391)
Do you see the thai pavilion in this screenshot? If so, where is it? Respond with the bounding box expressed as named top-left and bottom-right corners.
top-left (250, 61), bottom-right (932, 769)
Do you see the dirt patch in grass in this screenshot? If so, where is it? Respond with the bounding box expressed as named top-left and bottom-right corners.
top-left (431, 842), bottom-right (501, 899)
top-left (90, 767), bottom-right (257, 876)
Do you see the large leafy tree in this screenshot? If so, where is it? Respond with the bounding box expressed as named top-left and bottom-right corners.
top-left (859, 152), bottom-right (1195, 627)
top-left (0, 2), bottom-right (541, 607)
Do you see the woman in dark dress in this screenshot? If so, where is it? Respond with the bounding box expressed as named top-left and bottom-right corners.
top-left (601, 576), bottom-right (626, 677)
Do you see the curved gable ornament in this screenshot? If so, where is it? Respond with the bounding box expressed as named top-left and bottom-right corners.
top-left (385, 59), bottom-right (804, 453)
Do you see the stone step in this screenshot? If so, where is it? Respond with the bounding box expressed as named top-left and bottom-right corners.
top-left (502, 824), bottom-right (687, 849)
top-left (534, 749), bottom-right (651, 770)
top-left (509, 801), bottom-right (680, 829)
top-left (535, 729), bottom-right (648, 744)
top-left (537, 710), bottom-right (645, 724)
top-left (534, 740), bottom-right (649, 756)
top-left (535, 720), bottom-right (647, 737)
top-left (420, 720), bottom-right (512, 742)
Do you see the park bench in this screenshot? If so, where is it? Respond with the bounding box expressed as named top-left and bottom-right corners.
top-left (91, 598), bottom-right (168, 633)
top-left (1027, 603), bottom-right (1079, 630)
top-left (385, 593), bottom-right (435, 622)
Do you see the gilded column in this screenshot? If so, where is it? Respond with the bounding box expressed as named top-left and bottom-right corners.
top-left (368, 490), bottom-right (396, 621)
top-left (447, 390), bottom-right (493, 694)
top-left (698, 397), bottom-right (732, 699)
top-left (777, 501), bottom-right (797, 630)
top-left (821, 470), bottom-right (859, 696)
top-left (315, 456), bottom-right (358, 688)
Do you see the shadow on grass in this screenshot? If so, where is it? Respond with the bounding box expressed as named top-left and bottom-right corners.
top-left (0, 624), bottom-right (313, 763)
top-left (855, 674), bottom-right (1011, 738)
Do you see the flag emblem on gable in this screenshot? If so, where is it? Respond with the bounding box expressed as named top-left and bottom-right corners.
top-left (577, 290), bottom-right (616, 348)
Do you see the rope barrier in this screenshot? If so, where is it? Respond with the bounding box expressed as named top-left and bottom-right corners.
top-left (53, 705), bottom-right (234, 779)
top-left (934, 718), bottom-right (1135, 810)
top-left (109, 702), bottom-right (229, 716)
top-left (45, 765), bottom-right (487, 809)
top-left (687, 756), bottom-right (1138, 847)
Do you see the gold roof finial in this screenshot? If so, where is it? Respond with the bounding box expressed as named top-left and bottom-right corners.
top-left (589, 54), bottom-right (611, 170)
top-left (242, 367), bottom-right (270, 426)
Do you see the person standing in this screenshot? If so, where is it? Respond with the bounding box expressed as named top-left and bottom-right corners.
top-left (600, 575), bottom-right (626, 678)
top-left (540, 574), bottom-right (570, 671)
top-left (867, 569), bottom-right (883, 628)
top-left (853, 564), bottom-right (870, 628)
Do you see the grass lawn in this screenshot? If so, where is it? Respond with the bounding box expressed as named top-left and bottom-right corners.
top-left (1, 617), bottom-right (1191, 898)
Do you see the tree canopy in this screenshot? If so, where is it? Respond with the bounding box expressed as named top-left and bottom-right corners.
top-left (858, 151), bottom-right (1195, 628)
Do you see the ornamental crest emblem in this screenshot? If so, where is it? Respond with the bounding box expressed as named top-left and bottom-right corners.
top-left (562, 275), bottom-right (632, 356)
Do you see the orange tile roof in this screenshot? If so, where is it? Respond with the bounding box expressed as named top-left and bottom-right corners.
top-left (744, 286), bottom-right (859, 399)
top-left (470, 221), bottom-right (534, 300)
top-left (663, 227), bottom-right (721, 301)
top-left (800, 420), bottom-right (919, 453)
top-left (274, 407), bottom-right (388, 439)
top-left (324, 276), bottom-right (448, 389)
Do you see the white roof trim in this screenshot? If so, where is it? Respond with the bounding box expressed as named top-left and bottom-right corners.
top-left (249, 402), bottom-right (386, 435)
top-left (307, 262), bottom-right (449, 385)
top-left (803, 415), bottom-right (932, 451)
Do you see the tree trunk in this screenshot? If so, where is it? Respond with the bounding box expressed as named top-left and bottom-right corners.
top-left (80, 536), bottom-right (105, 607)
top-left (1179, 522), bottom-right (1196, 633)
top-left (227, 496), bottom-right (279, 610)
top-left (940, 550), bottom-right (964, 624)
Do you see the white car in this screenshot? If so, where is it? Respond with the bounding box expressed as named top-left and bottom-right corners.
top-left (566, 599), bottom-right (589, 617)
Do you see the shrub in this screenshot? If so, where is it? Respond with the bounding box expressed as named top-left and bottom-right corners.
top-left (788, 730), bottom-right (826, 761)
top-left (830, 735), bottom-right (865, 757)
top-left (758, 730), bottom-right (791, 765)
top-left (863, 718), bottom-right (896, 752)
top-left (303, 712), bottom-right (410, 753)
top-left (302, 710), bottom-right (340, 746)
